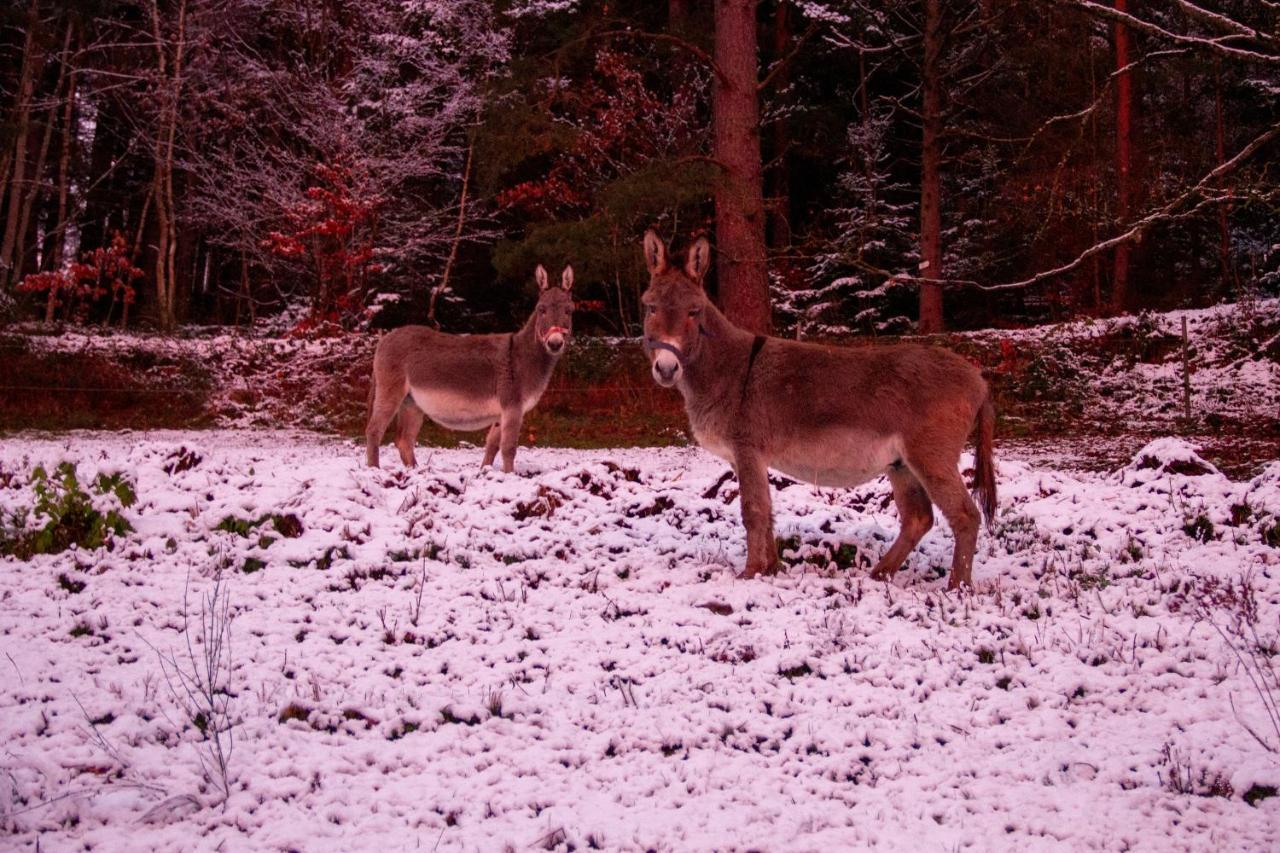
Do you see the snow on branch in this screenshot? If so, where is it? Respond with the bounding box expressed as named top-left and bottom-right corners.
top-left (1060, 0), bottom-right (1280, 66)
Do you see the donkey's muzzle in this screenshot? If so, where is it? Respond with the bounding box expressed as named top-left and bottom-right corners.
top-left (644, 338), bottom-right (684, 387)
top-left (543, 326), bottom-right (569, 355)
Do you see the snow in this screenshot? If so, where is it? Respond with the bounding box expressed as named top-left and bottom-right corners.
top-left (2, 431), bottom-right (1278, 849)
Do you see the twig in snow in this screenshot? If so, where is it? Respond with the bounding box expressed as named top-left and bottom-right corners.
top-left (142, 565), bottom-right (238, 808)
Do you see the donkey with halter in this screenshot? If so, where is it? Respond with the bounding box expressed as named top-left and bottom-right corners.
top-left (366, 265), bottom-right (574, 472)
top-left (640, 231), bottom-right (996, 589)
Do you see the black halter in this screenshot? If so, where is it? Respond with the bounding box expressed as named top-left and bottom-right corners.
top-left (642, 320), bottom-right (713, 365)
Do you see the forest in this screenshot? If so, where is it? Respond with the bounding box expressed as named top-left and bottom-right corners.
top-left (0, 0), bottom-right (1276, 339)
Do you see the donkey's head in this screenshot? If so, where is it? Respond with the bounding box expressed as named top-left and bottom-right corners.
top-left (639, 230), bottom-right (712, 387)
top-left (533, 264), bottom-right (575, 356)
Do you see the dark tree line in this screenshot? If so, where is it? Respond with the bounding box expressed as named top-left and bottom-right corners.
top-left (0, 0), bottom-right (1276, 336)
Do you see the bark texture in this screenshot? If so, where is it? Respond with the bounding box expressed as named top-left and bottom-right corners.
top-left (918, 0), bottom-right (944, 334)
top-left (713, 0), bottom-right (771, 335)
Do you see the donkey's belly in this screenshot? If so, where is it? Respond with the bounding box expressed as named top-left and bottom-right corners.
top-left (771, 431), bottom-right (903, 488)
top-left (408, 385), bottom-right (499, 432)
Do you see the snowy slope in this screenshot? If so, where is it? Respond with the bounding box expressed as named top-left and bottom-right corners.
top-left (1, 432), bottom-right (1278, 850)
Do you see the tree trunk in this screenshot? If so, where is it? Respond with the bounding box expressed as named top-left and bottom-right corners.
top-left (1111, 0), bottom-right (1133, 313)
top-left (429, 137), bottom-right (473, 328)
top-left (1214, 65), bottom-right (1236, 298)
top-left (917, 0), bottom-right (944, 334)
top-left (668, 0), bottom-right (691, 33)
top-left (766, 1), bottom-right (790, 251)
top-left (45, 29), bottom-right (77, 323)
top-left (46, 75), bottom-right (76, 323)
top-left (713, 0), bottom-right (771, 334)
top-left (1, 0), bottom-right (41, 290)
top-left (150, 0), bottom-right (187, 331)
top-left (14, 21), bottom-right (74, 287)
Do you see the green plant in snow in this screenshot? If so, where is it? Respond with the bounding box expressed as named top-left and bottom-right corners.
top-left (1, 462), bottom-right (136, 558)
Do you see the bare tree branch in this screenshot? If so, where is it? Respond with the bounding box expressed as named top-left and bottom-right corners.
top-left (855, 121), bottom-right (1280, 294)
top-left (758, 21), bottom-right (821, 93)
top-left (1060, 0), bottom-right (1280, 66)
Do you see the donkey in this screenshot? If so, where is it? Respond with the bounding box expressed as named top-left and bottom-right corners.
top-left (365, 265), bottom-right (574, 472)
top-left (639, 231), bottom-right (996, 589)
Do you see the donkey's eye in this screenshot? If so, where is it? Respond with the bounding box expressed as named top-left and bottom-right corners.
top-left (688, 308), bottom-right (702, 318)
top-left (644, 305), bottom-right (656, 316)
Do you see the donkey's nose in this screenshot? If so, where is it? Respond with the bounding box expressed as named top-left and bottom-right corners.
top-left (545, 333), bottom-right (565, 354)
top-left (652, 351), bottom-right (681, 386)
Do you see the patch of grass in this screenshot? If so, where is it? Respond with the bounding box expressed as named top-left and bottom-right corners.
top-left (1072, 567), bottom-right (1112, 590)
top-left (1261, 520), bottom-right (1280, 549)
top-left (57, 573), bottom-right (86, 594)
top-left (217, 512), bottom-right (305, 541)
top-left (1182, 514), bottom-right (1218, 543)
top-left (216, 515), bottom-right (261, 537)
top-left (162, 447), bottom-right (202, 474)
top-left (278, 703), bottom-right (311, 724)
top-left (513, 485), bottom-right (566, 521)
top-left (272, 513), bottom-right (304, 538)
top-left (440, 706), bottom-right (482, 726)
top-left (241, 557), bottom-right (267, 574)
top-left (778, 662), bottom-right (813, 680)
top-left (1244, 784), bottom-right (1278, 807)
top-left (314, 545), bottom-right (350, 571)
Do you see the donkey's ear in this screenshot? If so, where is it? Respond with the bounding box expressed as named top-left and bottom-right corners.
top-left (560, 265), bottom-right (574, 292)
top-left (684, 236), bottom-right (711, 285)
top-left (642, 230), bottom-right (667, 275)
top-left (535, 264), bottom-right (549, 292)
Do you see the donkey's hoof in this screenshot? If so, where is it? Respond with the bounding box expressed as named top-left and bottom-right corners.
top-left (740, 560), bottom-right (779, 579)
top-left (869, 563), bottom-right (897, 581)
top-left (946, 575), bottom-right (973, 592)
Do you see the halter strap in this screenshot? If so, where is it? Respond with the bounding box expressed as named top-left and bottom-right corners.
top-left (642, 320), bottom-right (712, 365)
top-left (643, 338), bottom-right (686, 362)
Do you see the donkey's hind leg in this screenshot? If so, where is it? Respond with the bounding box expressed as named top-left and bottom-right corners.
top-left (394, 399), bottom-right (425, 467)
top-left (871, 466), bottom-right (934, 581)
top-left (365, 382), bottom-right (404, 468)
top-left (481, 423), bottom-right (500, 468)
top-left (908, 460), bottom-right (980, 590)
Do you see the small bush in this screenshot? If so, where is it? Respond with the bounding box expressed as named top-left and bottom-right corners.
top-left (1, 462), bottom-right (136, 558)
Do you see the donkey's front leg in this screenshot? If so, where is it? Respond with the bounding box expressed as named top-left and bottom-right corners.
top-left (497, 407), bottom-right (523, 474)
top-left (481, 423), bottom-right (500, 468)
top-left (734, 448), bottom-right (779, 578)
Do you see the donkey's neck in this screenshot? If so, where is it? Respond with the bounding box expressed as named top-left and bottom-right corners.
top-left (679, 304), bottom-right (756, 405)
top-left (509, 312), bottom-right (558, 393)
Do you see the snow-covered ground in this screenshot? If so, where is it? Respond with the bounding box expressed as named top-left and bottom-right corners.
top-left (2, 432), bottom-right (1278, 850)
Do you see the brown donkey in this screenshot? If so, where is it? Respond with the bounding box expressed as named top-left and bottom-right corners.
top-left (640, 231), bottom-right (996, 589)
top-left (366, 265), bottom-right (574, 472)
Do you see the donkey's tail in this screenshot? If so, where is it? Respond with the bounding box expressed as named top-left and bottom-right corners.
top-left (972, 389), bottom-right (998, 530)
